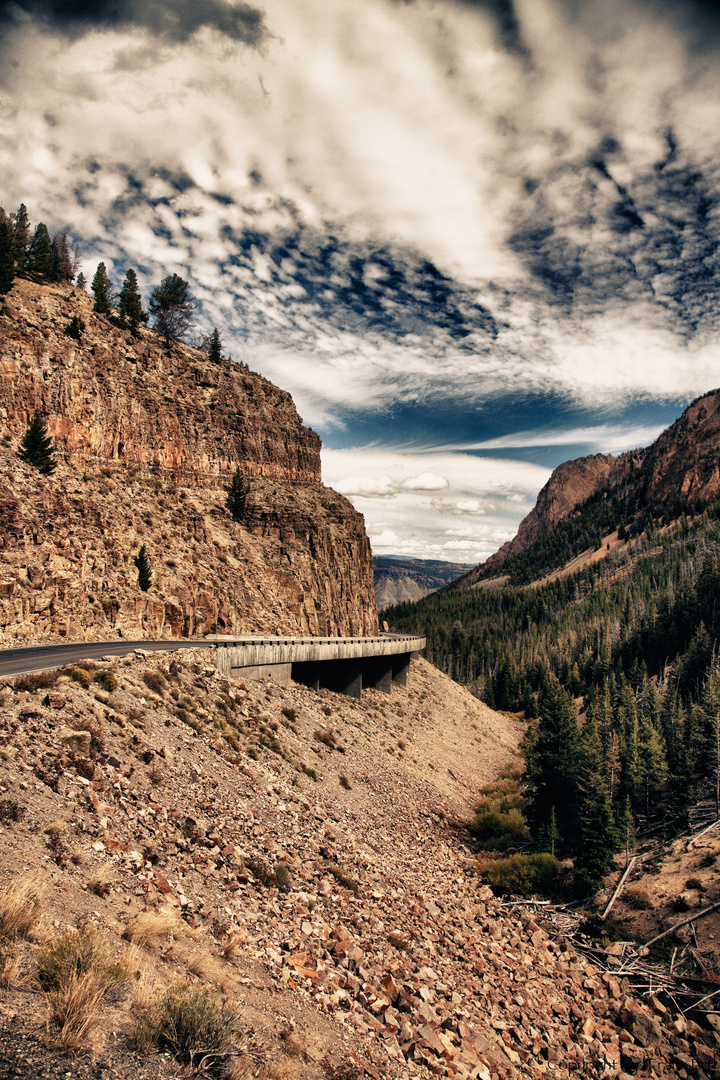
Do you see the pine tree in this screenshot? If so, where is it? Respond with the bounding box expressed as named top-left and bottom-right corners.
top-left (575, 709), bottom-right (617, 893)
top-left (18, 411), bottom-right (56, 474)
top-left (226, 468), bottom-right (249, 523)
top-left (27, 223), bottom-right (54, 280)
top-left (92, 262), bottom-right (113, 314)
top-left (134, 545), bottom-right (152, 591)
top-left (51, 229), bottom-right (73, 283)
top-left (75, 272), bottom-right (86, 292)
top-left (525, 675), bottom-right (580, 846)
top-left (12, 204), bottom-right (30, 272)
top-left (118, 269), bottom-right (147, 336)
top-left (0, 212), bottom-right (15, 295)
top-left (149, 273), bottom-right (194, 346)
top-left (209, 327), bottom-right (222, 362)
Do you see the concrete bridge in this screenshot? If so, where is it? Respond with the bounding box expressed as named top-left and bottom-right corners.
top-left (0, 634), bottom-right (426, 700)
top-left (210, 634), bottom-right (426, 698)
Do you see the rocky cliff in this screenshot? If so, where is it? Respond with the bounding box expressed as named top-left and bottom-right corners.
top-left (470, 388), bottom-right (720, 582)
top-left (0, 278), bottom-right (377, 643)
top-left (374, 557), bottom-right (473, 611)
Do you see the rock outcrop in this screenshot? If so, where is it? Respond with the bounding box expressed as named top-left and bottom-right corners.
top-left (0, 278), bottom-right (377, 642)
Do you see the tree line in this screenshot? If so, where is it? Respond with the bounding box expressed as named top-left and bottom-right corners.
top-left (384, 504), bottom-right (720, 890)
top-left (0, 200), bottom-right (226, 354)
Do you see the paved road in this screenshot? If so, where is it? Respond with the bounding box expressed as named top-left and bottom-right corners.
top-left (0, 639), bottom-right (210, 678)
top-left (0, 634), bottom-right (422, 679)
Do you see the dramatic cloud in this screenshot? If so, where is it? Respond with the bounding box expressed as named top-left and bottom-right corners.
top-left (0, 0), bottom-right (267, 44)
top-left (1, 0), bottom-right (719, 558)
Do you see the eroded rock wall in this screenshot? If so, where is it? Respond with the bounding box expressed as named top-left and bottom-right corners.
top-left (0, 279), bottom-right (377, 643)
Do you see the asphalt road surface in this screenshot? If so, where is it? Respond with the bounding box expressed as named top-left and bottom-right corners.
top-left (0, 639), bottom-right (211, 679)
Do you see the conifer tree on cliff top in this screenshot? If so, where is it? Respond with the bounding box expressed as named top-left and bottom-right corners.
top-left (0, 212), bottom-right (15, 295)
top-left (209, 327), bottom-right (222, 363)
top-left (149, 273), bottom-right (194, 347)
top-left (118, 269), bottom-right (147, 336)
top-left (18, 411), bottom-right (56, 474)
top-left (92, 261), bottom-right (113, 314)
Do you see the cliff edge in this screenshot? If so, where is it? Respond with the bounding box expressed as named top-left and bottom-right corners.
top-left (0, 278), bottom-right (377, 643)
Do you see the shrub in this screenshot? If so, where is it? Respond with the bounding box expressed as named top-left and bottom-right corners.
top-left (624, 886), bottom-right (653, 910)
top-left (485, 853), bottom-right (560, 897)
top-left (281, 706), bottom-right (297, 722)
top-left (61, 665), bottom-right (92, 688)
top-left (0, 875), bottom-right (48, 940)
top-left (37, 928), bottom-right (128, 990)
top-left (685, 877), bottom-right (703, 891)
top-left (314, 728), bottom-right (336, 748)
top-left (14, 668), bottom-right (58, 692)
top-left (0, 799), bottom-right (24, 823)
top-left (92, 669), bottom-right (118, 692)
top-left (142, 670), bottom-right (167, 696)
top-left (339, 774), bottom-right (352, 790)
top-left (468, 807), bottom-right (530, 851)
top-left (274, 863), bottom-right (292, 891)
top-left (136, 982), bottom-right (240, 1074)
top-left (699, 852), bottom-right (717, 869)
top-left (671, 895), bottom-right (691, 913)
top-left (38, 929), bottom-right (134, 1051)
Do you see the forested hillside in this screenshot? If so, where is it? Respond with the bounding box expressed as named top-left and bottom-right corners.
top-left (384, 502), bottom-right (720, 889)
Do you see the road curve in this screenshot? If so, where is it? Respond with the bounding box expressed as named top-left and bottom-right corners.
top-left (0, 634), bottom-right (422, 680)
top-left (0, 639), bottom-right (210, 679)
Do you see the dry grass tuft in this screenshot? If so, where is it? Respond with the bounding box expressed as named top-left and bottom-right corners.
top-left (88, 867), bottom-right (112, 899)
top-left (123, 908), bottom-right (179, 948)
top-left (38, 928), bottom-right (137, 1050)
top-left (0, 875), bottom-right (49, 941)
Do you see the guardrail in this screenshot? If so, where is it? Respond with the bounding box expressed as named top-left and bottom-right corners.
top-left (210, 633), bottom-right (426, 698)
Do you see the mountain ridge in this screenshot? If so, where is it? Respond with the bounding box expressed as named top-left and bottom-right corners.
top-left (459, 389), bottom-right (720, 589)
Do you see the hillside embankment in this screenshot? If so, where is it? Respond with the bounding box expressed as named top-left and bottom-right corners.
top-left (0, 654), bottom-right (719, 1080)
top-left (0, 278), bottom-right (377, 643)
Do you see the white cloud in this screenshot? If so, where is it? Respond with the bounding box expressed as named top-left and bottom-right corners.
top-left (322, 445), bottom-right (549, 562)
top-left (401, 472), bottom-right (449, 491)
top-left (460, 421), bottom-right (671, 455)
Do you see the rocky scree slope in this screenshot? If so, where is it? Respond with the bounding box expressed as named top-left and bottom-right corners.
top-left (468, 389), bottom-right (720, 585)
top-left (0, 654), bottom-right (718, 1080)
top-left (0, 279), bottom-right (376, 643)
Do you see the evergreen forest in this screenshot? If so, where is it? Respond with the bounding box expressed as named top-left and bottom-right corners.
top-left (384, 501), bottom-right (720, 889)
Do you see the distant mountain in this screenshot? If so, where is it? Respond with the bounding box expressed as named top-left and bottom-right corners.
top-left (374, 556), bottom-right (473, 610)
top-left (459, 387), bottom-right (720, 588)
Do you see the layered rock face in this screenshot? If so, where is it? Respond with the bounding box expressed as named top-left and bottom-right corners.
top-left (481, 453), bottom-right (618, 577)
top-left (0, 279), bottom-right (377, 642)
top-left (476, 388), bottom-right (720, 579)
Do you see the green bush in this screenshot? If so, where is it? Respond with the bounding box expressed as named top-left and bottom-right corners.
top-left (485, 852), bottom-right (560, 897)
top-left (92, 670), bottom-right (118, 693)
top-left (136, 982), bottom-right (239, 1074)
top-left (37, 929), bottom-right (129, 990)
top-left (468, 807), bottom-right (530, 850)
top-left (62, 666), bottom-right (92, 688)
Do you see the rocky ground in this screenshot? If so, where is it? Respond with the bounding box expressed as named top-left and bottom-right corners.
top-left (0, 654), bottom-right (718, 1079)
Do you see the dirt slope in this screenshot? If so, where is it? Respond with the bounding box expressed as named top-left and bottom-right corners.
top-left (0, 658), bottom-right (718, 1080)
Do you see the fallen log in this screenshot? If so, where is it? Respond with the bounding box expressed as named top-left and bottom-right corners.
top-left (601, 857), bottom-right (637, 920)
top-left (643, 900), bottom-right (720, 949)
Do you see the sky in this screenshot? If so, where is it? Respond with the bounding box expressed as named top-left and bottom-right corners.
top-left (1, 0), bottom-right (719, 563)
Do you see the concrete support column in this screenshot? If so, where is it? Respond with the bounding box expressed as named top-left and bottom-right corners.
top-left (363, 656), bottom-right (394, 694)
top-left (231, 663), bottom-right (291, 686)
top-left (392, 655), bottom-right (411, 687)
top-left (291, 661), bottom-right (321, 691)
